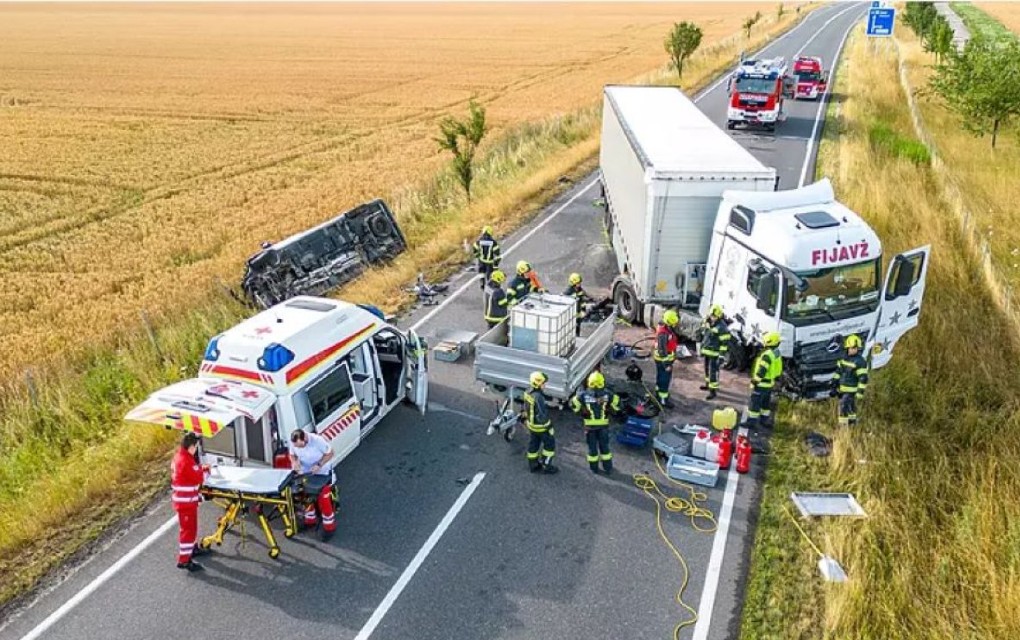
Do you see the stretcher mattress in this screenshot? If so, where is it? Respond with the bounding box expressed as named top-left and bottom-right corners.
top-left (203, 467), bottom-right (295, 495)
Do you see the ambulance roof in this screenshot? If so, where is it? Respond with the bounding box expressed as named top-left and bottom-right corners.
top-left (718, 179), bottom-right (883, 272)
top-left (199, 296), bottom-right (385, 393)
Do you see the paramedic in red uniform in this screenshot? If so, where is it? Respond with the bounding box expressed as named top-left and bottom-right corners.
top-left (289, 429), bottom-right (337, 541)
top-left (171, 432), bottom-right (210, 572)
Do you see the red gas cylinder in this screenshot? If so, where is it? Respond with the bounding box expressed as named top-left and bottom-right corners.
top-left (273, 450), bottom-right (291, 470)
top-left (717, 431), bottom-right (733, 469)
top-left (735, 435), bottom-right (752, 474)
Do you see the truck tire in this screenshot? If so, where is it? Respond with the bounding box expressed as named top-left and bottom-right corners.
top-left (614, 281), bottom-right (642, 325)
top-left (725, 340), bottom-right (750, 372)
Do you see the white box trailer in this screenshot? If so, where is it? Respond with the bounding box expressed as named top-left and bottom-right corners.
top-left (600, 85), bottom-right (777, 324)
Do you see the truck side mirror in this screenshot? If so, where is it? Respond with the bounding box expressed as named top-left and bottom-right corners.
top-left (782, 76), bottom-right (797, 98)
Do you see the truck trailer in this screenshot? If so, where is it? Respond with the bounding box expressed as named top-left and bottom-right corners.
top-left (599, 85), bottom-right (931, 399)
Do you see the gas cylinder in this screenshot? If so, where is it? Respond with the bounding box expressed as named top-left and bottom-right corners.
top-left (692, 429), bottom-right (710, 459)
top-left (735, 435), bottom-right (752, 474)
top-left (717, 431), bottom-right (733, 469)
top-left (273, 449), bottom-right (291, 470)
top-left (705, 434), bottom-right (721, 463)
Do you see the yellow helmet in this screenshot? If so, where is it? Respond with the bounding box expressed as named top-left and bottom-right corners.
top-left (710, 304), bottom-right (724, 318)
top-left (844, 334), bottom-right (863, 350)
top-left (482, 225), bottom-right (493, 235)
top-left (569, 273), bottom-right (582, 286)
top-left (762, 331), bottom-right (781, 348)
top-left (663, 310), bottom-right (679, 327)
top-left (529, 371), bottom-right (548, 388)
top-left (490, 269), bottom-right (506, 284)
top-left (516, 260), bottom-right (531, 275)
top-left (587, 370), bottom-right (605, 389)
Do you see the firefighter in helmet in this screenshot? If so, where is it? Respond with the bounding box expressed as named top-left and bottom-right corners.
top-left (570, 370), bottom-right (620, 474)
top-left (563, 272), bottom-right (590, 336)
top-left (830, 334), bottom-right (869, 427)
top-left (746, 331), bottom-right (782, 429)
top-left (508, 260), bottom-right (544, 305)
top-left (699, 304), bottom-right (732, 400)
top-left (472, 226), bottom-right (502, 291)
top-left (484, 269), bottom-right (509, 328)
top-left (653, 310), bottom-right (682, 408)
top-left (522, 371), bottom-right (557, 474)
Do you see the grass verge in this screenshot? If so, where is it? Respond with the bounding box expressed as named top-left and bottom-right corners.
top-left (0, 7), bottom-right (819, 611)
top-left (740, 25), bottom-right (1020, 640)
top-left (951, 2), bottom-right (1018, 44)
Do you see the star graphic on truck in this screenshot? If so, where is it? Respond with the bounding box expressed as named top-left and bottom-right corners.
top-left (889, 311), bottom-right (902, 325)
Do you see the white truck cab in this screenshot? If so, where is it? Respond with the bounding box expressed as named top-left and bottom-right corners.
top-left (126, 296), bottom-right (428, 468)
top-left (700, 179), bottom-right (930, 397)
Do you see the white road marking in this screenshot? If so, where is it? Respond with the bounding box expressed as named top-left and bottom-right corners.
top-left (17, 516), bottom-right (178, 640)
top-left (353, 472), bottom-right (486, 640)
top-left (692, 5), bottom-right (866, 640)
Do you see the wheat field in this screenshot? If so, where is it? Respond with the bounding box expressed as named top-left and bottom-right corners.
top-left (975, 2), bottom-right (1020, 36)
top-left (0, 2), bottom-right (791, 376)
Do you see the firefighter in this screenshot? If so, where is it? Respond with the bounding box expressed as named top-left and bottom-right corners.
top-left (472, 226), bottom-right (502, 291)
top-left (484, 269), bottom-right (509, 328)
top-left (171, 432), bottom-right (210, 572)
top-left (830, 334), bottom-right (869, 427)
top-left (563, 272), bottom-right (590, 336)
top-left (653, 310), bottom-right (681, 408)
top-left (522, 371), bottom-right (557, 474)
top-left (746, 331), bottom-right (783, 429)
top-left (570, 370), bottom-right (620, 474)
top-left (699, 304), bottom-right (732, 400)
top-left (508, 260), bottom-right (544, 305)
top-left (289, 429), bottom-right (337, 541)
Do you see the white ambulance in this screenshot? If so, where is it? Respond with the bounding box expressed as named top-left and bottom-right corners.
top-left (126, 296), bottom-right (428, 469)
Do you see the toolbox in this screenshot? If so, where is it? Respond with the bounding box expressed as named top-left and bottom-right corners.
top-left (433, 341), bottom-right (463, 362)
top-left (431, 329), bottom-right (478, 363)
top-left (617, 416), bottom-right (653, 447)
top-left (666, 454), bottom-right (720, 487)
top-left (652, 431), bottom-right (691, 458)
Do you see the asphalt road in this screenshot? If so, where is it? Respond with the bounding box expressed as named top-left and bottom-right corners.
top-left (0, 5), bottom-right (868, 640)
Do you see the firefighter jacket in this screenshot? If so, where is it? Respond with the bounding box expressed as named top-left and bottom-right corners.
top-left (562, 284), bottom-right (589, 318)
top-left (508, 273), bottom-right (540, 304)
top-left (833, 352), bottom-right (869, 394)
top-left (751, 347), bottom-right (783, 389)
top-left (522, 388), bottom-right (552, 431)
top-left (570, 388), bottom-right (621, 428)
top-left (472, 233), bottom-right (502, 266)
top-left (701, 316), bottom-right (732, 358)
top-left (654, 323), bottom-right (679, 363)
top-left (485, 283), bottom-right (509, 323)
top-left (171, 447), bottom-right (205, 512)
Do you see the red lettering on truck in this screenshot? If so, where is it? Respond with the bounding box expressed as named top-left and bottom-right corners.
top-left (811, 242), bottom-right (870, 266)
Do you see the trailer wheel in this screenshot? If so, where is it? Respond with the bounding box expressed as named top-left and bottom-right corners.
top-left (614, 281), bottom-right (641, 324)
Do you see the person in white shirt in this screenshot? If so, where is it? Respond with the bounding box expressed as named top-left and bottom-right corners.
top-left (289, 429), bottom-right (337, 540)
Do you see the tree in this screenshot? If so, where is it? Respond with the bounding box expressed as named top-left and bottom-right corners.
top-left (435, 100), bottom-right (487, 201)
top-left (664, 21), bottom-right (703, 82)
top-left (777, 3), bottom-right (785, 20)
top-left (927, 19), bottom-right (954, 63)
top-left (903, 1), bottom-right (939, 47)
top-left (927, 37), bottom-right (1020, 149)
top-left (743, 11), bottom-right (762, 39)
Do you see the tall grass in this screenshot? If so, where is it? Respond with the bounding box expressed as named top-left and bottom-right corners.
top-left (0, 9), bottom-right (821, 608)
top-left (741, 26), bottom-right (1020, 640)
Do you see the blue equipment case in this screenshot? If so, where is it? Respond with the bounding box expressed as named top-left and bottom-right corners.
top-left (617, 416), bottom-right (653, 447)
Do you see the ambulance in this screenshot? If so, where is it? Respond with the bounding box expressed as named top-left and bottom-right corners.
top-left (126, 296), bottom-right (428, 469)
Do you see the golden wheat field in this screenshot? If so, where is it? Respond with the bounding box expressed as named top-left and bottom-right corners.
top-left (976, 1), bottom-right (1020, 34)
top-left (0, 1), bottom-right (794, 376)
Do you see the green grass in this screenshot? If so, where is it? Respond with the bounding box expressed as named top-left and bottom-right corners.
top-left (950, 2), bottom-right (1018, 44)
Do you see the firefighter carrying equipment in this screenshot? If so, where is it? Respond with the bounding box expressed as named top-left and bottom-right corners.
top-left (570, 380), bottom-right (621, 473)
top-left (198, 466), bottom-right (299, 560)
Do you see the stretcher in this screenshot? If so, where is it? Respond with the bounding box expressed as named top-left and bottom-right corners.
top-left (198, 467), bottom-right (298, 559)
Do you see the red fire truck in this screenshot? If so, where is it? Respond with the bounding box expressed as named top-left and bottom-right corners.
top-left (792, 56), bottom-right (828, 100)
top-left (726, 57), bottom-right (795, 132)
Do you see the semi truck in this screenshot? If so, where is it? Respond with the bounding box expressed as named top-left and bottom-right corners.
top-left (599, 85), bottom-right (931, 399)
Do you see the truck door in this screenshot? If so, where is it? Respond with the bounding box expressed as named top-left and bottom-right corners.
top-left (404, 330), bottom-right (429, 414)
top-left (870, 246), bottom-right (932, 369)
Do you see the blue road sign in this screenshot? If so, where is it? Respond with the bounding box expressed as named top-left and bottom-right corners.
top-left (867, 7), bottom-right (896, 37)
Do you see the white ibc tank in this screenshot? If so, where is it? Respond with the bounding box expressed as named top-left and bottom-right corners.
top-left (509, 293), bottom-right (576, 356)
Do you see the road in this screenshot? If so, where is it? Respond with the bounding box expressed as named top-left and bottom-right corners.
top-left (0, 4), bottom-right (867, 640)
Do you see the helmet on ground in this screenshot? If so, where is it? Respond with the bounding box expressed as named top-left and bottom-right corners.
top-left (569, 273), bottom-right (582, 286)
top-left (490, 269), bottom-right (506, 284)
top-left (762, 331), bottom-right (781, 348)
top-left (587, 371), bottom-right (605, 389)
top-left (663, 310), bottom-right (679, 327)
top-left (710, 304), bottom-right (724, 318)
top-left (482, 225), bottom-right (493, 236)
top-left (844, 334), bottom-right (863, 350)
top-left (516, 260), bottom-right (531, 275)
top-left (529, 371), bottom-right (548, 388)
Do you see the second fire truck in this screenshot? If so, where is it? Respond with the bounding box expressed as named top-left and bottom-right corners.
top-left (792, 56), bottom-right (828, 100)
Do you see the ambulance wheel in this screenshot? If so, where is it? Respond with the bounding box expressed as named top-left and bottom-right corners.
top-left (284, 528), bottom-right (295, 539)
top-left (269, 548), bottom-right (280, 560)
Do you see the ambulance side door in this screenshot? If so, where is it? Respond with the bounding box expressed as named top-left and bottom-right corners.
top-left (301, 363), bottom-right (362, 464)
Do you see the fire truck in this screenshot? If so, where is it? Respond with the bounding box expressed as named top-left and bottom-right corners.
top-left (792, 56), bottom-right (828, 100)
top-left (726, 57), bottom-right (795, 132)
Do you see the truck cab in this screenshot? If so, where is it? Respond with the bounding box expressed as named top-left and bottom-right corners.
top-left (700, 179), bottom-right (931, 398)
top-left (792, 56), bottom-right (827, 100)
top-left (126, 296), bottom-right (428, 468)
top-left (727, 57), bottom-right (795, 131)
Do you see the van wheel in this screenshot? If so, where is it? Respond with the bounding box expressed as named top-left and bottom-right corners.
top-left (613, 282), bottom-right (641, 325)
top-left (369, 214), bottom-right (393, 237)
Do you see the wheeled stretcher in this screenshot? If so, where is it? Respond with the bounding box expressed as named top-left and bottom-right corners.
top-left (198, 467), bottom-right (299, 559)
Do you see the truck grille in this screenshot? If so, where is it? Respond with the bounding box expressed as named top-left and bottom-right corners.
top-left (787, 332), bottom-right (869, 399)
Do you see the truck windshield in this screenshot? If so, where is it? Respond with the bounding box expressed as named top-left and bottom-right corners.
top-left (796, 71), bottom-right (821, 82)
top-left (784, 258), bottom-right (881, 322)
top-left (735, 77), bottom-right (776, 94)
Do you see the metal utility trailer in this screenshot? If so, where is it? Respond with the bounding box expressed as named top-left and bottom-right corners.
top-left (474, 310), bottom-right (616, 402)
